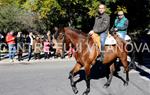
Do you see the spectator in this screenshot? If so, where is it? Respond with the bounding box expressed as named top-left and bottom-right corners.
top-left (6, 31), bottom-right (16, 62)
top-left (0, 33), bottom-right (4, 60)
top-left (67, 44), bottom-right (75, 58)
top-left (0, 33), bottom-right (4, 51)
top-left (47, 30), bottom-right (56, 58)
top-left (43, 39), bottom-right (50, 59)
top-left (0, 33), bottom-right (4, 43)
top-left (33, 36), bottom-right (42, 60)
top-left (16, 32), bottom-right (24, 61)
top-left (27, 32), bottom-right (34, 61)
top-left (47, 30), bottom-right (51, 42)
top-left (46, 31), bottom-right (52, 57)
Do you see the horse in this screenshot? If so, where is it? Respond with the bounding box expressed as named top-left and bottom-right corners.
top-left (54, 27), bottom-right (129, 95)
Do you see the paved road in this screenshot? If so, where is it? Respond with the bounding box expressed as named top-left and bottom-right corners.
top-left (0, 59), bottom-right (150, 95)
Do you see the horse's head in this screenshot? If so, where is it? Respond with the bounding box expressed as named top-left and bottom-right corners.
top-left (53, 27), bottom-right (89, 57)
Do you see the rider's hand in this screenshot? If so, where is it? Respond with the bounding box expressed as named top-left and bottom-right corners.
top-left (89, 30), bottom-right (94, 36)
top-left (114, 28), bottom-right (118, 32)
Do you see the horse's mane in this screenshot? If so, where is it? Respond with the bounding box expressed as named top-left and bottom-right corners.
top-left (68, 27), bottom-right (88, 37)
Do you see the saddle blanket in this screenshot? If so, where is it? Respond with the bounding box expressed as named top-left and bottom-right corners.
top-left (92, 33), bottom-right (131, 46)
top-left (105, 34), bottom-right (131, 45)
top-left (105, 34), bottom-right (117, 45)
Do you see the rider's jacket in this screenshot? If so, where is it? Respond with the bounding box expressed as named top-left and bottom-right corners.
top-left (93, 13), bottom-right (110, 34)
top-left (114, 16), bottom-right (128, 33)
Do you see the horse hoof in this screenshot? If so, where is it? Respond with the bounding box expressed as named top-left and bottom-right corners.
top-left (73, 89), bottom-right (78, 94)
top-left (123, 82), bottom-right (128, 86)
top-left (82, 88), bottom-right (90, 95)
top-left (82, 92), bottom-right (89, 95)
top-left (72, 87), bottom-right (78, 94)
top-left (103, 83), bottom-right (110, 88)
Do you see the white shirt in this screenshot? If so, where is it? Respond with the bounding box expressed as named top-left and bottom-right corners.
top-left (29, 35), bottom-right (33, 45)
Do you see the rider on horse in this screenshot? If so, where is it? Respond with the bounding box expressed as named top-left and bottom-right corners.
top-left (89, 4), bottom-right (110, 61)
top-left (111, 11), bottom-right (129, 40)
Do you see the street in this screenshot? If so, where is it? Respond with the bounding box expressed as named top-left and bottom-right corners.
top-left (0, 59), bottom-right (150, 95)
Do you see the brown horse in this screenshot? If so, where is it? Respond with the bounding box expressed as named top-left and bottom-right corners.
top-left (54, 27), bottom-right (129, 95)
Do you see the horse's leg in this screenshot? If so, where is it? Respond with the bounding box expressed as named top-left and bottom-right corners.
top-left (120, 56), bottom-right (129, 86)
top-left (104, 63), bottom-right (115, 88)
top-left (82, 64), bottom-right (91, 95)
top-left (69, 63), bottom-right (82, 94)
top-left (131, 49), bottom-right (137, 69)
top-left (128, 49), bottom-right (136, 70)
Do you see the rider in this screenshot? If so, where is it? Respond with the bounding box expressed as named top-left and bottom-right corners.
top-left (111, 11), bottom-right (129, 40)
top-left (89, 3), bottom-right (110, 61)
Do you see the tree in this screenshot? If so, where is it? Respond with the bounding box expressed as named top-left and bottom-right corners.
top-left (0, 0), bottom-right (149, 35)
top-left (0, 0), bottom-right (37, 33)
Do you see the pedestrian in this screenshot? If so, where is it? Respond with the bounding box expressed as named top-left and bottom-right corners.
top-left (27, 32), bottom-right (34, 61)
top-left (0, 33), bottom-right (4, 43)
top-left (16, 32), bottom-right (24, 61)
top-left (46, 30), bottom-right (52, 57)
top-left (43, 39), bottom-right (50, 59)
top-left (47, 30), bottom-right (51, 42)
top-left (0, 33), bottom-right (4, 51)
top-left (0, 33), bottom-right (4, 60)
top-left (6, 31), bottom-right (16, 62)
top-left (67, 44), bottom-right (75, 58)
top-left (33, 36), bottom-right (42, 60)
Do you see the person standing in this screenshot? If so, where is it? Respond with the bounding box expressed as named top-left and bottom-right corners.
top-left (111, 11), bottom-right (129, 40)
top-left (0, 33), bottom-right (4, 51)
top-left (43, 39), bottom-right (50, 59)
top-left (0, 33), bottom-right (4, 60)
top-left (89, 4), bottom-right (110, 61)
top-left (67, 44), bottom-right (75, 58)
top-left (16, 32), bottom-right (24, 61)
top-left (0, 33), bottom-right (4, 43)
top-left (6, 31), bottom-right (16, 62)
top-left (27, 32), bottom-right (34, 61)
top-left (47, 30), bottom-right (51, 43)
top-left (46, 31), bottom-right (52, 57)
top-left (33, 36), bottom-right (42, 60)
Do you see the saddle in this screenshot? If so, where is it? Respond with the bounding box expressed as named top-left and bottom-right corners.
top-left (91, 32), bottom-right (130, 61)
top-left (91, 33), bottom-right (117, 49)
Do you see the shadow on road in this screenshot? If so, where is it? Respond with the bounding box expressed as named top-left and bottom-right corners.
top-left (73, 61), bottom-right (127, 86)
top-left (136, 66), bottom-right (150, 80)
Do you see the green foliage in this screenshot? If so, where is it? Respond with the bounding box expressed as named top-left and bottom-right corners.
top-left (0, 0), bottom-right (37, 33)
top-left (0, 4), bottom-right (19, 32)
top-left (22, 0), bottom-right (61, 19)
top-left (116, 5), bottom-right (127, 14)
top-left (0, 0), bottom-right (14, 5)
top-left (0, 0), bottom-right (149, 35)
top-left (88, 0), bottom-right (100, 17)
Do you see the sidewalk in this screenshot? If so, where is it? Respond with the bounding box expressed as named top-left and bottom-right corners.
top-left (0, 57), bottom-right (75, 64)
top-left (0, 53), bottom-right (75, 64)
